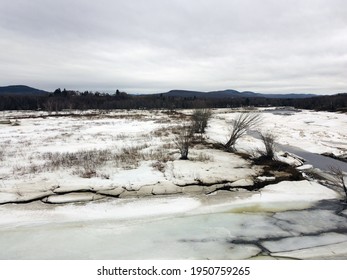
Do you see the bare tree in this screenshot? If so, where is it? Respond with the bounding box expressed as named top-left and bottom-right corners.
top-left (329, 166), bottom-right (347, 202)
top-left (191, 109), bottom-right (212, 134)
top-left (224, 112), bottom-right (261, 152)
top-left (258, 131), bottom-right (276, 159)
top-left (42, 99), bottom-right (54, 113)
top-left (174, 125), bottom-right (193, 160)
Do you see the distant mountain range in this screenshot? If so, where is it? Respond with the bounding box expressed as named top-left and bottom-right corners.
top-left (156, 89), bottom-right (316, 99)
top-left (0, 85), bottom-right (317, 99)
top-left (0, 85), bottom-right (49, 96)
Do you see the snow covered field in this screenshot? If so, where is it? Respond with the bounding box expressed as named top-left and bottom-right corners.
top-left (0, 108), bottom-right (346, 259)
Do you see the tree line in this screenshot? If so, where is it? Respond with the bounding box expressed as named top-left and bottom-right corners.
top-left (0, 88), bottom-right (346, 112)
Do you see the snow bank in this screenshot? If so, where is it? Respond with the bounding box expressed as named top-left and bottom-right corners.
top-left (0, 196), bottom-right (201, 227)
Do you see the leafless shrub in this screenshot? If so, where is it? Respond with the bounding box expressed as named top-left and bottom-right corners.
top-left (329, 166), bottom-right (347, 202)
top-left (174, 125), bottom-right (194, 160)
top-left (224, 112), bottom-right (261, 152)
top-left (191, 109), bottom-right (212, 134)
top-left (258, 131), bottom-right (276, 159)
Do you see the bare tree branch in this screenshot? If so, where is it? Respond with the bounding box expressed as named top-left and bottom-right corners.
top-left (224, 112), bottom-right (261, 152)
top-left (174, 125), bottom-right (193, 160)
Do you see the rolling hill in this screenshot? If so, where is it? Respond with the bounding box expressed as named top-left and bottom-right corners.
top-left (0, 85), bottom-right (317, 99)
top-left (0, 85), bottom-right (49, 96)
top-left (157, 89), bottom-right (316, 99)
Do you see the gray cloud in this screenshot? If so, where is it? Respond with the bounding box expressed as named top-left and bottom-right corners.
top-left (0, 0), bottom-right (346, 94)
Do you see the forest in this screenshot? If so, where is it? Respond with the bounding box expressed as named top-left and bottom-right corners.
top-left (0, 88), bottom-right (346, 112)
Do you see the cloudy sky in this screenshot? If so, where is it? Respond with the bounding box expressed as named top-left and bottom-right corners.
top-left (0, 0), bottom-right (346, 94)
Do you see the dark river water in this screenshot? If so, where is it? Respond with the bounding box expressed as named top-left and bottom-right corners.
top-left (277, 144), bottom-right (347, 172)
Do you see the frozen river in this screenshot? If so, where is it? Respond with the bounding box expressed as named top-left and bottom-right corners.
top-left (1, 193), bottom-right (346, 260)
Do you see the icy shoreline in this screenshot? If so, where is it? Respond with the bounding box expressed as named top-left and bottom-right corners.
top-left (1, 179), bottom-right (346, 260)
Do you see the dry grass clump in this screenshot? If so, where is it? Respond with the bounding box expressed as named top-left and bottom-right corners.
top-left (38, 144), bottom-right (151, 177)
top-left (12, 163), bottom-right (43, 175)
top-left (151, 161), bottom-right (167, 173)
top-left (42, 149), bottom-right (112, 170)
top-left (190, 152), bottom-right (214, 162)
top-left (42, 149), bottom-right (112, 177)
top-left (144, 148), bottom-right (175, 162)
top-left (42, 145), bottom-right (150, 171)
top-left (10, 143), bottom-right (157, 178)
top-left (145, 147), bottom-right (176, 173)
top-left (116, 145), bottom-right (148, 169)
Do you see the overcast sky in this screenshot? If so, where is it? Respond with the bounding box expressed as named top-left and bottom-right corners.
top-left (0, 0), bottom-right (346, 94)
